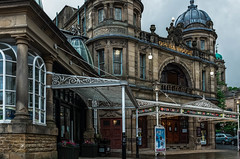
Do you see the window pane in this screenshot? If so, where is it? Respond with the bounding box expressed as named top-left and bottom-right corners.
top-left (35, 110), bottom-right (39, 123)
top-left (113, 49), bottom-right (122, 75)
top-left (4, 49), bottom-right (16, 61)
top-left (6, 62), bottom-right (16, 75)
top-left (41, 112), bottom-right (44, 123)
top-left (28, 94), bottom-right (33, 108)
top-left (114, 63), bottom-right (121, 74)
top-left (6, 92), bottom-right (15, 105)
top-left (28, 55), bottom-right (34, 64)
top-left (0, 76), bottom-right (3, 90)
top-left (5, 108), bottom-right (15, 120)
top-left (29, 79), bottom-right (33, 92)
top-left (0, 44), bottom-right (9, 50)
top-left (41, 84), bottom-right (44, 97)
top-left (0, 92), bottom-right (2, 104)
top-left (28, 66), bottom-right (33, 78)
top-left (6, 77), bottom-right (15, 90)
top-left (98, 9), bottom-right (104, 23)
top-left (35, 68), bottom-right (40, 81)
top-left (0, 61), bottom-right (3, 74)
top-left (98, 50), bottom-right (105, 76)
top-left (41, 98), bottom-right (44, 110)
top-left (35, 96), bottom-right (39, 108)
top-left (201, 40), bottom-right (205, 50)
top-left (0, 107), bottom-right (3, 120)
top-left (35, 82), bottom-right (39, 95)
top-left (29, 109), bottom-right (33, 120)
top-left (115, 8), bottom-right (122, 20)
top-left (41, 70), bottom-right (45, 83)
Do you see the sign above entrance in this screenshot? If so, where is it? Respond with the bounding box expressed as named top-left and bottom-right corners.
top-left (159, 41), bottom-right (193, 56)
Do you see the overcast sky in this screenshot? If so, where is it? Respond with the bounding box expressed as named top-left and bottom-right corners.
top-left (41, 0), bottom-right (240, 87)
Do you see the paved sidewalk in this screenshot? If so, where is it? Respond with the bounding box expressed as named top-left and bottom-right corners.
top-left (79, 148), bottom-right (233, 159)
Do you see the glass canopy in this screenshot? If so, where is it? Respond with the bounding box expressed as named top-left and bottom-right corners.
top-left (51, 73), bottom-right (138, 109)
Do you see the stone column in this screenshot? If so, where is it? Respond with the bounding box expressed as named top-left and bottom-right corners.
top-left (84, 105), bottom-right (95, 142)
top-left (44, 57), bottom-right (55, 126)
top-left (103, 3), bottom-right (108, 20)
top-left (109, 3), bottom-right (113, 19)
top-left (13, 37), bottom-right (30, 122)
top-left (188, 117), bottom-right (195, 149)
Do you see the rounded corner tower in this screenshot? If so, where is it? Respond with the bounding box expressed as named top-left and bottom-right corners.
top-left (175, 0), bottom-right (217, 54)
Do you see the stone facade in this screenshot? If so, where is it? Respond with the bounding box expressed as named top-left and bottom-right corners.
top-left (0, 0), bottom-right (96, 158)
top-left (53, 0), bottom-right (224, 152)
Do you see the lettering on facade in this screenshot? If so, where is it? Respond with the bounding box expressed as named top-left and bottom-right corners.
top-left (158, 41), bottom-right (193, 56)
top-left (94, 27), bottom-right (127, 37)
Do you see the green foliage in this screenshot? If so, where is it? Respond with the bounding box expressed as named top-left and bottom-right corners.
top-left (228, 87), bottom-right (240, 91)
top-left (216, 72), bottom-right (226, 109)
top-left (215, 122), bottom-right (238, 136)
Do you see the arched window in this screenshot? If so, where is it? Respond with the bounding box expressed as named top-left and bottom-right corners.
top-left (0, 43), bottom-right (17, 123)
top-left (161, 63), bottom-right (188, 87)
top-left (0, 42), bottom-right (46, 125)
top-left (28, 51), bottom-right (46, 125)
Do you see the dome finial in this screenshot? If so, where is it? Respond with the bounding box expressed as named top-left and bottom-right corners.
top-left (190, 0), bottom-right (194, 5)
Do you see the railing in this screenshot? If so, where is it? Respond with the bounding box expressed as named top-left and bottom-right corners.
top-left (160, 83), bottom-right (193, 94)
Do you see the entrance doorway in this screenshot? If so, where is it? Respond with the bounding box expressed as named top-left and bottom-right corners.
top-left (161, 116), bottom-right (188, 144)
top-left (100, 118), bottom-right (122, 149)
top-left (138, 116), bottom-right (148, 148)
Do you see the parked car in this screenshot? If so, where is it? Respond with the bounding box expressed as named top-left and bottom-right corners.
top-left (216, 133), bottom-right (233, 145)
top-left (231, 135), bottom-right (237, 146)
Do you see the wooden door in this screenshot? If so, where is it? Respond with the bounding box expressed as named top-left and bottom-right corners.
top-left (100, 118), bottom-right (122, 149)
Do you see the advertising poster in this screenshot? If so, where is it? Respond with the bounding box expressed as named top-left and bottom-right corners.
top-left (155, 126), bottom-right (166, 152)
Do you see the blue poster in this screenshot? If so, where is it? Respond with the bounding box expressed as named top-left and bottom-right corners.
top-left (155, 126), bottom-right (166, 152)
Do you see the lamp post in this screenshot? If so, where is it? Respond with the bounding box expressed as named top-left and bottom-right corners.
top-left (153, 81), bottom-right (160, 126)
top-left (237, 99), bottom-right (240, 151)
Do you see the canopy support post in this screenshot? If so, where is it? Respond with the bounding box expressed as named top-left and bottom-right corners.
top-left (122, 86), bottom-right (126, 159)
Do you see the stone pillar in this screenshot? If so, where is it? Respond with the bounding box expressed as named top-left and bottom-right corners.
top-left (103, 3), bottom-right (108, 20)
top-left (188, 117), bottom-right (195, 149)
top-left (84, 107), bottom-right (95, 142)
top-left (13, 37), bottom-right (30, 122)
top-left (109, 3), bottom-right (113, 19)
top-left (44, 57), bottom-right (55, 126)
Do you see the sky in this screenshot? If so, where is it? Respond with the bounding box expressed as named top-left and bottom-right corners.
top-left (41, 0), bottom-right (240, 87)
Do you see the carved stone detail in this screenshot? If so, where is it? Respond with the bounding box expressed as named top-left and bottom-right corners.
top-left (93, 27), bottom-right (127, 37)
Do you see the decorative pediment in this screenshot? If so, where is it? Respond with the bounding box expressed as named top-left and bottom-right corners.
top-left (182, 98), bottom-right (223, 112)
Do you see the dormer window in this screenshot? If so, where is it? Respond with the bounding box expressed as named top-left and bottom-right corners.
top-left (114, 8), bottom-right (122, 21)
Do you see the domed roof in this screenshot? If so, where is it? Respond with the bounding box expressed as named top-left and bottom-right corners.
top-left (215, 52), bottom-right (223, 60)
top-left (175, 0), bottom-right (211, 28)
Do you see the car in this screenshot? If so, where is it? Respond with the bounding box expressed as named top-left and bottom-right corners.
top-left (231, 135), bottom-right (237, 146)
top-left (216, 133), bottom-right (233, 145)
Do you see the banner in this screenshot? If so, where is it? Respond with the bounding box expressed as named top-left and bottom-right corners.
top-left (155, 126), bottom-right (166, 152)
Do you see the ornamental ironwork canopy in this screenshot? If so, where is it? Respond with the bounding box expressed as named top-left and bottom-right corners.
top-left (50, 73), bottom-right (138, 109)
top-left (135, 99), bottom-right (239, 122)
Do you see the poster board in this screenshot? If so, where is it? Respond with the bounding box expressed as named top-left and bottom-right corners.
top-left (155, 125), bottom-right (166, 155)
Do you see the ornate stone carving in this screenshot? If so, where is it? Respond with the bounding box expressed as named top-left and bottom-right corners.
top-left (93, 27), bottom-right (127, 37)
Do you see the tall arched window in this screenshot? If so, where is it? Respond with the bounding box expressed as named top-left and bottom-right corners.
top-left (0, 42), bottom-right (46, 125)
top-left (0, 43), bottom-right (17, 123)
top-left (28, 51), bottom-right (46, 125)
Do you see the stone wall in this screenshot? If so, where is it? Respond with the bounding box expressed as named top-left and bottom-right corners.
top-left (0, 134), bottom-right (57, 159)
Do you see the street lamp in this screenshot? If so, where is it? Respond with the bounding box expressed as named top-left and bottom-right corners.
top-left (236, 99), bottom-right (240, 151)
top-left (153, 81), bottom-right (160, 126)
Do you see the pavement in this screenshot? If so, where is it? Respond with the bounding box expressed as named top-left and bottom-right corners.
top-left (79, 147), bottom-right (239, 159)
